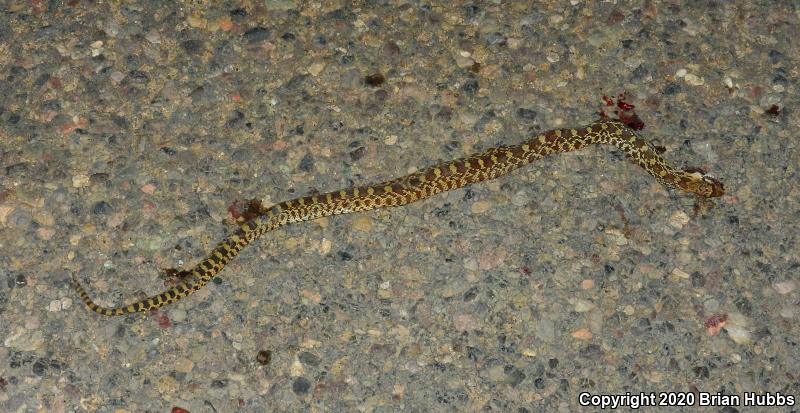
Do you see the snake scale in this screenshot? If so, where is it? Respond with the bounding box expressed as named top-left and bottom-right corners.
top-left (73, 118), bottom-right (724, 316)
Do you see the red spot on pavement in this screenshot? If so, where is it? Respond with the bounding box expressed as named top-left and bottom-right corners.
top-left (704, 314), bottom-right (728, 336)
top-left (618, 110), bottom-right (645, 130)
top-left (765, 105), bottom-right (780, 116)
top-left (228, 199), bottom-right (251, 220)
top-left (142, 200), bottom-right (157, 213)
top-left (597, 93), bottom-right (645, 130)
top-left (154, 311), bottom-right (172, 328)
top-left (617, 100), bottom-right (635, 111)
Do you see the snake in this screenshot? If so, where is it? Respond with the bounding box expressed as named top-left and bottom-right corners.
top-left (72, 118), bottom-right (724, 316)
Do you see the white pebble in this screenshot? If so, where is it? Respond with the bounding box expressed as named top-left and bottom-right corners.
top-left (779, 306), bottom-right (796, 319)
top-left (48, 300), bottom-right (62, 312)
top-left (318, 238), bottom-right (332, 255)
top-left (72, 174), bottom-right (90, 188)
top-left (725, 326), bottom-right (751, 345)
top-left (684, 73), bottom-right (705, 86)
top-left (470, 201), bottom-right (491, 214)
top-left (455, 54), bottom-right (475, 69)
top-left (773, 280), bottom-right (796, 294)
top-left (671, 268), bottom-right (690, 279)
top-left (307, 62), bottom-right (326, 76)
top-left (511, 190), bottom-right (530, 207)
top-left (723, 76), bottom-right (733, 89)
top-left (170, 308), bottom-right (187, 322)
top-left (668, 211), bottom-right (690, 229)
top-left (573, 299), bottom-right (595, 312)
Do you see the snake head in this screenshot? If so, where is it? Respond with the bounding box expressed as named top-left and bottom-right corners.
top-left (698, 175), bottom-right (725, 198)
top-left (684, 168), bottom-right (725, 198)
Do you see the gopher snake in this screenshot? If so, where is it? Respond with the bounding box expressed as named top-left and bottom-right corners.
top-left (73, 119), bottom-right (724, 316)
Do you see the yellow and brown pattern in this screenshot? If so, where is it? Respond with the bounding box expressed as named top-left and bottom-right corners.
top-left (73, 119), bottom-right (724, 316)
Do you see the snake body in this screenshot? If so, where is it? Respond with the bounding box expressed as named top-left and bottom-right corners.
top-left (73, 119), bottom-right (724, 316)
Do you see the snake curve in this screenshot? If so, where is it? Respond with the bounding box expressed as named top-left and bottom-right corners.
top-left (72, 119), bottom-right (724, 316)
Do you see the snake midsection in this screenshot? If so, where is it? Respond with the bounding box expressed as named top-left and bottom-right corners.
top-left (72, 119), bottom-right (724, 316)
